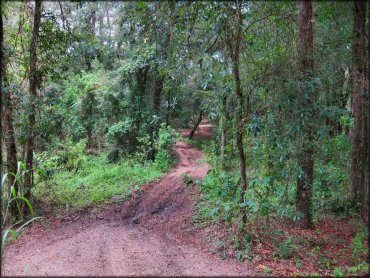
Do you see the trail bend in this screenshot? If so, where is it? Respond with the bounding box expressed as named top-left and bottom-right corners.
top-left (4, 122), bottom-right (251, 276)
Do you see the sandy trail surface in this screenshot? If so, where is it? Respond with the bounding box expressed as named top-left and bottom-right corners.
top-left (4, 123), bottom-right (251, 276)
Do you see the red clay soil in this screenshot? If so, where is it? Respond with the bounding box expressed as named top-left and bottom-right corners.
top-left (3, 123), bottom-right (252, 276)
top-left (248, 216), bottom-right (369, 276)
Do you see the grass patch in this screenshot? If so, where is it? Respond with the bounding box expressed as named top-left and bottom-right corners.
top-left (33, 154), bottom-right (170, 209)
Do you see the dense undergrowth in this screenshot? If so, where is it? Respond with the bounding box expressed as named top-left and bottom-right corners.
top-left (33, 155), bottom-right (166, 208)
top-left (186, 131), bottom-right (368, 276)
top-left (32, 125), bottom-right (177, 210)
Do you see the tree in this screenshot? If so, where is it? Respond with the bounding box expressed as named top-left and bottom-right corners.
top-left (350, 0), bottom-right (368, 222)
top-left (295, 0), bottom-right (315, 229)
top-left (86, 7), bottom-right (96, 71)
top-left (188, 111), bottom-right (203, 140)
top-left (1, 3), bottom-right (19, 221)
top-left (142, 1), bottom-right (175, 161)
top-left (24, 0), bottom-right (42, 213)
top-left (0, 2), bottom-right (4, 178)
top-left (223, 2), bottom-right (248, 225)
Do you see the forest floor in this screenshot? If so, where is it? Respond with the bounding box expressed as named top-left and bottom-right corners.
top-left (3, 123), bottom-right (253, 276)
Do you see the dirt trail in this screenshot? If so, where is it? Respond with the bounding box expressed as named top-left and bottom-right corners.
top-left (4, 123), bottom-right (251, 276)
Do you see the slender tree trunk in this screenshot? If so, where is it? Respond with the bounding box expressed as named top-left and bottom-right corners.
top-left (367, 0), bottom-right (370, 225)
top-left (82, 4), bottom-right (99, 150)
top-left (189, 111), bottom-right (202, 139)
top-left (90, 10), bottom-right (96, 36)
top-left (224, 2), bottom-right (248, 225)
top-left (85, 90), bottom-right (95, 149)
top-left (296, 0), bottom-right (314, 229)
top-left (86, 9), bottom-right (96, 71)
top-left (24, 0), bottom-right (42, 215)
top-left (148, 75), bottom-right (163, 161)
top-left (220, 94), bottom-right (228, 168)
top-left (106, 7), bottom-right (111, 42)
top-left (220, 129), bottom-right (225, 164)
top-left (0, 4), bottom-right (4, 179)
top-left (351, 0), bottom-right (368, 223)
top-left (153, 77), bottom-right (163, 116)
top-left (166, 91), bottom-right (171, 127)
top-left (4, 92), bottom-right (19, 219)
top-left (128, 66), bottom-right (148, 152)
top-left (233, 58), bottom-right (248, 226)
top-left (4, 95), bottom-right (18, 185)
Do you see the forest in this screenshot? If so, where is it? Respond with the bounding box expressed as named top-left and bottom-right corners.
top-left (0, 1), bottom-right (369, 276)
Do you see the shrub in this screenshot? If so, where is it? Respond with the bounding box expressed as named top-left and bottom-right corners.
top-left (35, 137), bottom-right (87, 171)
top-left (351, 232), bottom-right (367, 263)
top-left (332, 267), bottom-right (344, 277)
top-left (279, 236), bottom-right (298, 259)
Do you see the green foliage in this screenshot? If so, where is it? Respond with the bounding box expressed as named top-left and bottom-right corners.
top-left (35, 138), bottom-right (87, 171)
top-left (155, 124), bottom-right (176, 152)
top-left (347, 262), bottom-right (368, 275)
top-left (1, 165), bottom-right (42, 274)
top-left (279, 237), bottom-right (298, 259)
top-left (194, 168), bottom-right (242, 224)
top-left (33, 154), bottom-right (169, 209)
top-left (314, 133), bottom-right (351, 214)
top-left (260, 266), bottom-right (272, 274)
top-left (181, 173), bottom-right (200, 188)
top-left (33, 122), bottom-right (176, 209)
top-left (351, 232), bottom-right (367, 263)
top-left (1, 162), bottom-right (41, 222)
top-left (152, 124), bottom-right (177, 171)
top-left (233, 233), bottom-right (253, 262)
top-left (296, 260), bottom-right (302, 269)
top-left (106, 119), bottom-right (133, 145)
top-left (332, 267), bottom-right (344, 277)
top-left (153, 150), bottom-right (171, 172)
top-left (181, 173), bottom-right (194, 186)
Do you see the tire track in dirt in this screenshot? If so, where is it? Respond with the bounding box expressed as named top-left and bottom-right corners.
top-left (3, 122), bottom-right (252, 276)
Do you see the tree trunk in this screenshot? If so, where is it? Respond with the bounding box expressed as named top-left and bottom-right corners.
top-left (148, 75), bottom-right (163, 161)
top-left (148, 2), bottom-right (174, 160)
top-left (153, 77), bottom-right (162, 116)
top-left (220, 94), bottom-right (227, 168)
top-left (189, 111), bottom-right (202, 139)
top-left (234, 60), bottom-right (248, 226)
top-left (224, 2), bottom-right (248, 226)
top-left (0, 4), bottom-right (4, 178)
top-left (127, 66), bottom-right (148, 152)
top-left (86, 9), bottom-right (96, 71)
top-left (24, 0), bottom-right (42, 215)
top-left (85, 90), bottom-right (95, 149)
top-left (351, 0), bottom-right (368, 223)
top-left (220, 129), bottom-right (225, 162)
top-left (4, 94), bottom-right (18, 177)
top-left (4, 93), bottom-right (19, 220)
top-left (296, 0), bottom-right (314, 229)
top-left (106, 7), bottom-right (111, 43)
top-left (166, 91), bottom-right (171, 127)
top-left (1, 8), bottom-right (20, 220)
top-left (90, 10), bottom-right (96, 36)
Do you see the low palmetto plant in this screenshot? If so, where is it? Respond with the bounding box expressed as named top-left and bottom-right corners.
top-left (1, 162), bottom-right (43, 275)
